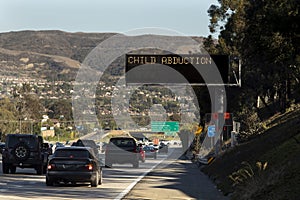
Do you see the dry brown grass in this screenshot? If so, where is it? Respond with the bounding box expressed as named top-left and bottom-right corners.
top-left (202, 106), bottom-right (300, 199)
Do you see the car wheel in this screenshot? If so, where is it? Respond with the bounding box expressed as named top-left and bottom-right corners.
top-left (43, 165), bottom-right (47, 174)
top-left (36, 165), bottom-right (43, 175)
top-left (91, 171), bottom-right (99, 187)
top-left (98, 169), bottom-right (103, 185)
top-left (46, 177), bottom-right (54, 186)
top-left (105, 161), bottom-right (112, 168)
top-left (133, 160), bottom-right (139, 168)
top-left (2, 163), bottom-right (10, 174)
top-left (10, 165), bottom-right (16, 174)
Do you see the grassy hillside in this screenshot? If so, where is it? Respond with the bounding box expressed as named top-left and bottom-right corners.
top-left (0, 30), bottom-right (116, 62)
top-left (0, 30), bottom-right (205, 81)
top-left (202, 105), bottom-right (300, 200)
top-left (0, 31), bottom-right (116, 80)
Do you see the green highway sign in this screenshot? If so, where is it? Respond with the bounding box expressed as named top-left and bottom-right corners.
top-left (165, 132), bottom-right (177, 136)
top-left (151, 121), bottom-right (179, 132)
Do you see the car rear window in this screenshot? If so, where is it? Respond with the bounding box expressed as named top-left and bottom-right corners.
top-left (54, 149), bottom-right (90, 158)
top-left (110, 138), bottom-right (136, 147)
top-left (74, 140), bottom-right (97, 148)
top-left (143, 146), bottom-right (154, 151)
top-left (7, 136), bottom-right (38, 148)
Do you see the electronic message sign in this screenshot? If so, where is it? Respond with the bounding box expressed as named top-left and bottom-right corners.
top-left (125, 54), bottom-right (229, 85)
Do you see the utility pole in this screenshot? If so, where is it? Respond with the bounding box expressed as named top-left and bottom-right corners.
top-left (19, 120), bottom-right (22, 133)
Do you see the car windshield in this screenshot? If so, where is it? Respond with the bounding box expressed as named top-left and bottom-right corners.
top-left (54, 149), bottom-right (90, 158)
top-left (7, 136), bottom-right (38, 148)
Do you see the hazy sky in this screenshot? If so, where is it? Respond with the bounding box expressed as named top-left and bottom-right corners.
top-left (0, 0), bottom-right (219, 36)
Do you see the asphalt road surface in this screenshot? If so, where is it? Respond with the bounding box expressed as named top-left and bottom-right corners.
top-left (0, 146), bottom-right (228, 200)
top-left (123, 155), bottom-right (229, 200)
top-left (0, 148), bottom-right (173, 200)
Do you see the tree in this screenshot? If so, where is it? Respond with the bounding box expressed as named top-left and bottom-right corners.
top-left (241, 0), bottom-right (300, 112)
top-left (13, 84), bottom-right (45, 121)
top-left (46, 99), bottom-right (73, 121)
top-left (0, 98), bottom-right (18, 138)
top-left (206, 0), bottom-right (300, 116)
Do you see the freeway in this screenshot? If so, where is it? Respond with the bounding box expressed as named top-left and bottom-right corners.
top-left (0, 147), bottom-right (179, 200)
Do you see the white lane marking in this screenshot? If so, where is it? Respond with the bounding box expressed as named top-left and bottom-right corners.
top-left (113, 149), bottom-right (174, 200)
top-left (114, 159), bottom-right (164, 200)
top-left (0, 195), bottom-right (33, 200)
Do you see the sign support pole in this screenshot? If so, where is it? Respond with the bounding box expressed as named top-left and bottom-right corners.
top-left (213, 87), bottom-right (225, 156)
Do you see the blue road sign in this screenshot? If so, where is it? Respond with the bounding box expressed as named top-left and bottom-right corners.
top-left (207, 125), bottom-right (215, 137)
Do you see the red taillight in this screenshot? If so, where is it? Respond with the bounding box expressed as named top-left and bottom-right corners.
top-left (86, 164), bottom-right (93, 171)
top-left (47, 164), bottom-right (55, 170)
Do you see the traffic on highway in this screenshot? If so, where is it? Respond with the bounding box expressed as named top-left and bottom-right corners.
top-left (0, 133), bottom-right (182, 200)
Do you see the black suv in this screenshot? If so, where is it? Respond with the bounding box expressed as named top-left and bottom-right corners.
top-left (2, 134), bottom-right (49, 175)
top-left (105, 137), bottom-right (140, 168)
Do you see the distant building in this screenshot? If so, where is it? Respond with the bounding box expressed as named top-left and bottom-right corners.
top-left (41, 129), bottom-right (55, 137)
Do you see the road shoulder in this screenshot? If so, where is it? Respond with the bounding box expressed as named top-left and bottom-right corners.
top-left (123, 155), bottom-right (229, 200)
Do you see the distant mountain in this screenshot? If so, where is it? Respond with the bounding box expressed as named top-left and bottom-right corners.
top-left (0, 30), bottom-right (204, 81)
top-left (0, 30), bottom-right (116, 80)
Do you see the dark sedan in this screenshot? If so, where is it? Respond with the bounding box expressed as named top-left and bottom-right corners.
top-left (143, 146), bottom-right (158, 159)
top-left (159, 143), bottom-right (169, 154)
top-left (46, 146), bottom-right (102, 187)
